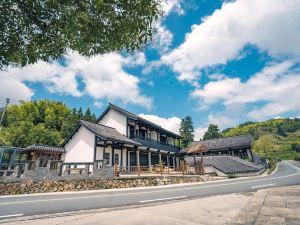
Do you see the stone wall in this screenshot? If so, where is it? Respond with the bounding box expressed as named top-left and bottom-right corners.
top-left (0, 175), bottom-right (214, 195)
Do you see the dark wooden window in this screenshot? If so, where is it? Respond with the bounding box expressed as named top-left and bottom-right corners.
top-left (104, 152), bottom-right (110, 164)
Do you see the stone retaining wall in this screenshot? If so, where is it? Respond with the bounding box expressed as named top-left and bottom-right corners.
top-left (0, 175), bottom-right (214, 195)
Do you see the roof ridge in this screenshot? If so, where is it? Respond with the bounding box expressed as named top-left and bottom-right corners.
top-left (109, 103), bottom-right (138, 118)
top-left (80, 119), bottom-right (116, 130)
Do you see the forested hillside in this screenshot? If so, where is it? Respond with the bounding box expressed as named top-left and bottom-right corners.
top-left (223, 118), bottom-right (300, 159)
top-left (0, 100), bottom-right (96, 147)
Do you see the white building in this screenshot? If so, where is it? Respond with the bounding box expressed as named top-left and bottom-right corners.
top-left (63, 103), bottom-right (182, 168)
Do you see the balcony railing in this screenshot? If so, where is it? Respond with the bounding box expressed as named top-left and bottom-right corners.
top-left (131, 137), bottom-right (181, 153)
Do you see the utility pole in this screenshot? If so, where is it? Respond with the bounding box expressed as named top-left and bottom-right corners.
top-left (0, 98), bottom-right (10, 130)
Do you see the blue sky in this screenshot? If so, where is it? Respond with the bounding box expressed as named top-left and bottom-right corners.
top-left (1, 0), bottom-right (300, 139)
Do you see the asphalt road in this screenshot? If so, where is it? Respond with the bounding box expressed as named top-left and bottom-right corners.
top-left (0, 160), bottom-right (299, 220)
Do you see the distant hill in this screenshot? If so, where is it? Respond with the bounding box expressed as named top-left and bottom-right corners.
top-left (222, 118), bottom-right (300, 160)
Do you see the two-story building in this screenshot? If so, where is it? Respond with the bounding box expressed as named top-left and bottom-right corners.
top-left (63, 103), bottom-right (182, 169)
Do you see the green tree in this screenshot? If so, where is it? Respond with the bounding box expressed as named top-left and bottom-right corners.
top-left (276, 125), bottom-right (287, 137)
top-left (78, 107), bottom-right (84, 120)
top-left (0, 100), bottom-right (99, 147)
top-left (84, 108), bottom-right (93, 122)
top-left (1, 0), bottom-right (162, 69)
top-left (179, 116), bottom-right (194, 148)
top-left (253, 135), bottom-right (273, 158)
top-left (202, 124), bottom-right (222, 140)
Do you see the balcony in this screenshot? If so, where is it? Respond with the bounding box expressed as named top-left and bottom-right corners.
top-left (131, 138), bottom-right (181, 153)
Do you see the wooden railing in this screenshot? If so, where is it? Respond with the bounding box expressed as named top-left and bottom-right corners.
top-left (114, 164), bottom-right (204, 177)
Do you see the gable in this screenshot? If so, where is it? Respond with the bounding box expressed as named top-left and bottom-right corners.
top-left (97, 108), bottom-right (127, 136)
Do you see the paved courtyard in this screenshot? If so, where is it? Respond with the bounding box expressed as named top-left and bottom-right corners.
top-left (229, 185), bottom-right (300, 225)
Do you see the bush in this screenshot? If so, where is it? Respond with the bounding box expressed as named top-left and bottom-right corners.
top-left (295, 157), bottom-right (300, 161)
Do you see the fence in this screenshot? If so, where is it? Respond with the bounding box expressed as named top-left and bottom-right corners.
top-left (114, 163), bottom-right (204, 177)
top-left (0, 159), bottom-right (109, 180)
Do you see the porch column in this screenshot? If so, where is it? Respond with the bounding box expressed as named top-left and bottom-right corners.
top-left (148, 151), bottom-right (152, 166)
top-left (158, 151), bottom-right (162, 162)
top-left (247, 149), bottom-right (253, 161)
top-left (111, 143), bottom-right (115, 165)
top-left (136, 148), bottom-right (140, 166)
top-left (123, 148), bottom-right (127, 167)
top-left (167, 153), bottom-right (170, 167)
top-left (172, 156), bottom-right (175, 168)
top-left (127, 150), bottom-right (130, 167)
top-left (176, 157), bottom-right (179, 169)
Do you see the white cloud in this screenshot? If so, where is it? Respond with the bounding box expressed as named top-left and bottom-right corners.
top-left (161, 0), bottom-right (184, 16)
top-left (139, 113), bottom-right (206, 141)
top-left (161, 0), bottom-right (300, 83)
top-left (191, 61), bottom-right (300, 121)
top-left (0, 52), bottom-right (152, 109)
top-left (194, 127), bottom-right (207, 141)
top-left (151, 0), bottom-right (184, 54)
top-left (139, 113), bottom-right (181, 134)
top-left (152, 25), bottom-right (174, 54)
top-left (0, 76), bottom-right (33, 101)
top-left (94, 101), bottom-right (103, 108)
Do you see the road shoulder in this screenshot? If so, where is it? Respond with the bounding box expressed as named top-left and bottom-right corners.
top-left (228, 185), bottom-right (300, 225)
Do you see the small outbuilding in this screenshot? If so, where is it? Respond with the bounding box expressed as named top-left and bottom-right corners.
top-left (185, 135), bottom-right (254, 162)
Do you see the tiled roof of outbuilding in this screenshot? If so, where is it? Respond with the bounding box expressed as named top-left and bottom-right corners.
top-left (185, 155), bottom-right (264, 174)
top-left (26, 145), bottom-right (65, 153)
top-left (186, 135), bottom-right (253, 153)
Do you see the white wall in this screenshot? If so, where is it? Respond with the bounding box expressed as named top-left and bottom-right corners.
top-left (96, 146), bottom-right (104, 160)
top-left (98, 109), bottom-right (127, 136)
top-left (64, 126), bottom-right (95, 163)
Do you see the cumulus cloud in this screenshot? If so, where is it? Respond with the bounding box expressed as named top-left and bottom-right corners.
top-left (151, 0), bottom-right (185, 54)
top-left (161, 0), bottom-right (184, 16)
top-left (0, 52), bottom-right (152, 109)
top-left (139, 113), bottom-right (181, 134)
top-left (194, 127), bottom-right (207, 141)
top-left (161, 0), bottom-right (300, 83)
top-left (152, 25), bottom-right (174, 54)
top-left (191, 61), bottom-right (300, 121)
top-left (139, 113), bottom-right (206, 141)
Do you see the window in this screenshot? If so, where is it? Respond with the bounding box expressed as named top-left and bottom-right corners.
top-left (114, 154), bottom-right (119, 165)
top-left (128, 125), bottom-right (135, 138)
top-left (104, 153), bottom-right (110, 164)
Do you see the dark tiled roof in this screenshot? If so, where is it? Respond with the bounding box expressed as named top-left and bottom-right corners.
top-left (97, 103), bottom-right (181, 138)
top-left (26, 145), bottom-right (65, 153)
top-left (185, 155), bottom-right (264, 174)
top-left (188, 135), bottom-right (253, 153)
top-left (80, 120), bottom-right (141, 146)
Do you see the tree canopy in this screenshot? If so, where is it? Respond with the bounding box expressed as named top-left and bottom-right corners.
top-left (0, 0), bottom-right (162, 69)
top-left (202, 124), bottom-right (222, 141)
top-left (0, 100), bottom-right (96, 147)
top-left (179, 116), bottom-right (194, 148)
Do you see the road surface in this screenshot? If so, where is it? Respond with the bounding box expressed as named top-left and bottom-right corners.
top-left (0, 160), bottom-right (299, 220)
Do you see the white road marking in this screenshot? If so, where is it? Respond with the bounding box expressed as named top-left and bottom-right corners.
top-left (251, 183), bottom-right (276, 189)
top-left (0, 162), bottom-right (299, 206)
top-left (284, 161), bottom-right (300, 171)
top-left (0, 214), bottom-right (24, 219)
top-left (139, 196), bottom-right (187, 203)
